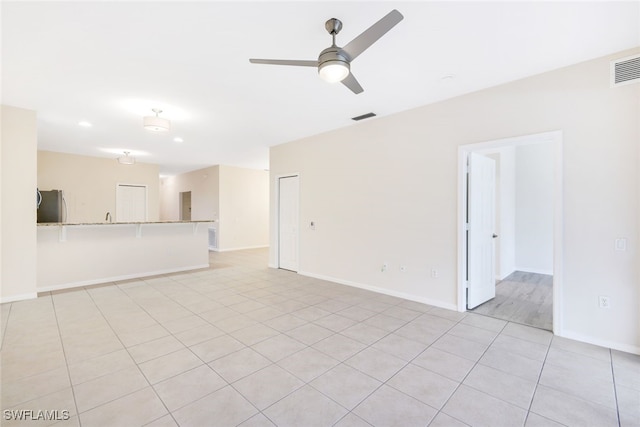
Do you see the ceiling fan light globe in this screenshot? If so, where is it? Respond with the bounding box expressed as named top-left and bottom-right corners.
top-left (319, 61), bottom-right (350, 83)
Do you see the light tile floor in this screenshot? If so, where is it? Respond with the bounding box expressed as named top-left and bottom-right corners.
top-left (1, 249), bottom-right (638, 427)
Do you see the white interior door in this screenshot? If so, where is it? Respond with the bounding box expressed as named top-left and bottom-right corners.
top-left (116, 184), bottom-right (147, 222)
top-left (467, 152), bottom-right (497, 309)
top-left (278, 176), bottom-right (299, 272)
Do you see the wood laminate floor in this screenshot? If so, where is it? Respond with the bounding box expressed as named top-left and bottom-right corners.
top-left (471, 271), bottom-right (553, 331)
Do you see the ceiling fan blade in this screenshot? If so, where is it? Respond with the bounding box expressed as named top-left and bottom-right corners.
top-left (249, 59), bottom-right (318, 67)
top-left (341, 73), bottom-right (363, 94)
top-left (342, 9), bottom-right (404, 61)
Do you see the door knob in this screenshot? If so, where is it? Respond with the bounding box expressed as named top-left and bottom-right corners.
top-left (492, 234), bottom-right (498, 238)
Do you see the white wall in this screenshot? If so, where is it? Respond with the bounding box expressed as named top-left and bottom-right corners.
top-left (37, 223), bottom-right (209, 290)
top-left (515, 143), bottom-right (554, 274)
top-left (160, 165), bottom-right (219, 221)
top-left (38, 151), bottom-right (160, 223)
top-left (270, 48), bottom-right (640, 353)
top-left (1, 105), bottom-right (38, 302)
top-left (497, 148), bottom-right (517, 279)
top-left (218, 165), bottom-right (269, 251)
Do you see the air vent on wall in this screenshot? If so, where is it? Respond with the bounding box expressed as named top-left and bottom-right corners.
top-left (352, 112), bottom-right (376, 121)
top-left (611, 54), bottom-right (640, 87)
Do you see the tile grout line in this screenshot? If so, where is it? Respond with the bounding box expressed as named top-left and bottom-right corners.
top-left (429, 316), bottom-right (510, 426)
top-left (49, 292), bottom-right (82, 426)
top-left (83, 283), bottom-right (181, 426)
top-left (522, 329), bottom-right (555, 426)
top-left (203, 285), bottom-right (420, 425)
top-left (609, 348), bottom-right (622, 427)
top-left (0, 302), bottom-right (13, 352)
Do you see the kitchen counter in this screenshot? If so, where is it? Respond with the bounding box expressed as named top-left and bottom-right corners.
top-left (37, 220), bottom-right (215, 292)
top-left (37, 219), bottom-right (215, 226)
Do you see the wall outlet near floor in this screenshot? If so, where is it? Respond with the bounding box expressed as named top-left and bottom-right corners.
top-left (598, 295), bottom-right (610, 309)
top-left (381, 263), bottom-right (388, 273)
top-left (400, 265), bottom-right (407, 273)
top-left (431, 269), bottom-right (439, 278)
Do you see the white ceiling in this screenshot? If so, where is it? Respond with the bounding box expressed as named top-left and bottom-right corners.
top-left (3, 1), bottom-right (639, 175)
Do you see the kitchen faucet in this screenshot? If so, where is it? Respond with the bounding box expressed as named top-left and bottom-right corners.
top-left (105, 212), bottom-right (112, 223)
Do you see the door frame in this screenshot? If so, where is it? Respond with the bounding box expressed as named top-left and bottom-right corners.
top-left (276, 173), bottom-right (300, 271)
top-left (179, 191), bottom-right (192, 221)
top-left (457, 131), bottom-right (563, 334)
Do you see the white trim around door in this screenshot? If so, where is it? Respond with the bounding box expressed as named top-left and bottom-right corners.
top-left (457, 130), bottom-right (564, 334)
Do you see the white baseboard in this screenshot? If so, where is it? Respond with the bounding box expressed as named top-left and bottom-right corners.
top-left (0, 292), bottom-right (38, 304)
top-left (559, 329), bottom-right (640, 355)
top-left (298, 270), bottom-right (458, 311)
top-left (214, 245), bottom-right (269, 252)
top-left (37, 264), bottom-right (210, 293)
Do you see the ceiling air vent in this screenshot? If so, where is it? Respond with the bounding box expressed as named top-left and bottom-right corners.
top-left (611, 54), bottom-right (640, 87)
top-left (352, 112), bottom-right (376, 121)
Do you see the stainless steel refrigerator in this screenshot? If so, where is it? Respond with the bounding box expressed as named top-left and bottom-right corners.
top-left (37, 189), bottom-right (66, 223)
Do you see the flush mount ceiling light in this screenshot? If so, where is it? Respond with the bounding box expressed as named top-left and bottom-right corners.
top-left (77, 120), bottom-right (92, 127)
top-left (143, 108), bottom-right (170, 132)
top-left (117, 151), bottom-right (135, 165)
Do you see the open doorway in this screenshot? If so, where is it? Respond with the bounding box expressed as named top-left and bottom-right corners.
top-left (179, 191), bottom-right (192, 221)
top-left (458, 131), bottom-right (563, 333)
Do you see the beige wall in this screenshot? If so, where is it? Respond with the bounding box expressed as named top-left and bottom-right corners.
top-left (1, 105), bottom-right (38, 302)
top-left (270, 48), bottom-right (640, 353)
top-left (160, 165), bottom-right (269, 251)
top-left (218, 165), bottom-right (269, 251)
top-left (160, 166), bottom-right (219, 221)
top-left (38, 151), bottom-right (160, 223)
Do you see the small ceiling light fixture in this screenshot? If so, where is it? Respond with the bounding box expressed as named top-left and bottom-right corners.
top-left (318, 60), bottom-right (350, 83)
top-left (143, 108), bottom-right (170, 132)
top-left (117, 151), bottom-right (136, 165)
top-left (78, 121), bottom-right (92, 127)
top-left (173, 137), bottom-right (184, 143)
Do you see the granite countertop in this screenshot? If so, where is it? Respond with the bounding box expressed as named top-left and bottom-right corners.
top-left (37, 220), bottom-right (216, 226)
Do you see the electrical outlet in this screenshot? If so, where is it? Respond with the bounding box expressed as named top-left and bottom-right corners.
top-left (400, 265), bottom-right (407, 272)
top-left (598, 296), bottom-right (610, 309)
top-left (431, 269), bottom-right (439, 278)
top-left (381, 263), bottom-right (388, 273)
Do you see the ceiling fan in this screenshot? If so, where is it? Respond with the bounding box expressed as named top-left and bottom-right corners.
top-left (249, 9), bottom-right (404, 94)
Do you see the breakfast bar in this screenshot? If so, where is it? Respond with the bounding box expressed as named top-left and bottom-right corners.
top-left (37, 220), bottom-right (214, 292)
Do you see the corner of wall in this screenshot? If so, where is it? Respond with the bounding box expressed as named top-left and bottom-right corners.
top-left (1, 105), bottom-right (38, 302)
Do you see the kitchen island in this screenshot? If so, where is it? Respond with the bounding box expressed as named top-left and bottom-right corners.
top-left (37, 220), bottom-right (214, 292)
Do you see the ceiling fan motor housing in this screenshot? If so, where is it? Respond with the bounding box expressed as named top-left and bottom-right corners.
top-left (318, 46), bottom-right (350, 67)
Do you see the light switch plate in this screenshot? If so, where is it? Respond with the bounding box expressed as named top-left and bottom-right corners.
top-left (615, 238), bottom-right (627, 251)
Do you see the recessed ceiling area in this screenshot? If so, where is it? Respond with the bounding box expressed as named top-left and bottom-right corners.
top-left (2, 1), bottom-right (638, 175)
